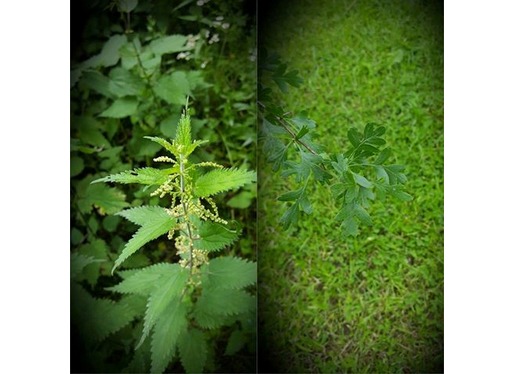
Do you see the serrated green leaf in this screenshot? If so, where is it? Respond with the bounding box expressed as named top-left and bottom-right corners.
top-left (175, 109), bottom-right (192, 146)
top-left (225, 329), bottom-right (246, 356)
top-left (78, 183), bottom-right (128, 215)
top-left (117, 206), bottom-right (171, 226)
top-left (92, 167), bottom-right (175, 185)
top-left (201, 257), bottom-right (256, 290)
top-left (144, 136), bottom-right (176, 154)
top-left (100, 97), bottom-right (139, 118)
top-left (194, 168), bottom-right (256, 197)
top-left (140, 268), bottom-right (189, 350)
top-left (78, 239), bottom-right (109, 287)
top-left (148, 35), bottom-right (189, 56)
top-left (113, 214), bottom-right (176, 273)
top-left (177, 329), bottom-right (208, 374)
top-left (196, 221), bottom-right (239, 252)
top-left (192, 307), bottom-right (231, 329)
top-left (196, 288), bottom-right (255, 317)
top-left (107, 263), bottom-right (181, 295)
top-left (71, 253), bottom-right (102, 280)
top-left (150, 298), bottom-right (188, 374)
top-left (71, 283), bottom-right (139, 343)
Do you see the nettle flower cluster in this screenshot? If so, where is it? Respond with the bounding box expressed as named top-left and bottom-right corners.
top-left (148, 146), bottom-right (228, 272)
top-left (93, 105), bottom-right (256, 279)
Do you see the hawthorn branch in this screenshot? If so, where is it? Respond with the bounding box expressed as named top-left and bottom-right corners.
top-left (258, 100), bottom-right (318, 156)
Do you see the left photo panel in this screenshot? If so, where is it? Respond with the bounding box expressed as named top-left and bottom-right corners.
top-left (70, 1), bottom-right (257, 373)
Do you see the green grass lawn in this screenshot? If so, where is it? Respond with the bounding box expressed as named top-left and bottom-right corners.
top-left (258, 0), bottom-right (443, 372)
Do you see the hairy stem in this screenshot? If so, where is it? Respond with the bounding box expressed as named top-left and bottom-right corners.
top-left (179, 155), bottom-right (195, 277)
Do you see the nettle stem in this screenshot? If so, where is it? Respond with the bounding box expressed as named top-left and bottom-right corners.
top-left (179, 154), bottom-right (195, 276)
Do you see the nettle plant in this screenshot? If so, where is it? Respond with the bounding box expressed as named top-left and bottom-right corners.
top-left (89, 107), bottom-right (256, 373)
top-left (258, 51), bottom-right (413, 235)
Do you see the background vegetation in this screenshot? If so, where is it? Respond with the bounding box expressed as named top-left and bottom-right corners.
top-left (258, 0), bottom-right (443, 372)
top-left (70, 0), bottom-right (256, 372)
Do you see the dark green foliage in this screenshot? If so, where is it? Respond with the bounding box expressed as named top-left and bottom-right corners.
top-left (259, 53), bottom-right (412, 235)
top-left (71, 1), bottom-right (256, 372)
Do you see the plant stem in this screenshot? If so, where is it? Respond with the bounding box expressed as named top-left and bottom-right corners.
top-left (258, 100), bottom-right (318, 156)
top-left (179, 154), bottom-right (195, 277)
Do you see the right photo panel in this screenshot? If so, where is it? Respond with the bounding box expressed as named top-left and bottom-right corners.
top-left (257, 0), bottom-right (444, 372)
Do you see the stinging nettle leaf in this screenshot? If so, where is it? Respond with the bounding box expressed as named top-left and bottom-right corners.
top-left (112, 213), bottom-right (176, 273)
top-left (195, 221), bottom-right (240, 252)
top-left (201, 257), bottom-right (257, 290)
top-left (140, 269), bottom-right (189, 350)
top-left (177, 329), bottom-right (208, 374)
top-left (92, 167), bottom-right (175, 186)
top-left (117, 205), bottom-right (171, 226)
top-left (150, 298), bottom-right (188, 373)
top-left (107, 263), bottom-right (181, 296)
top-left (195, 288), bottom-right (255, 317)
top-left (194, 168), bottom-right (256, 197)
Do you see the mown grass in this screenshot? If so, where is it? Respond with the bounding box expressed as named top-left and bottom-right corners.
top-left (258, 0), bottom-right (443, 372)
